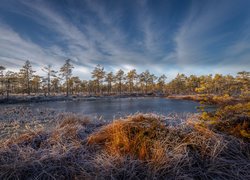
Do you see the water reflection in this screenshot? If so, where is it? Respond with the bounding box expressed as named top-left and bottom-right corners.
top-left (17, 97), bottom-right (201, 120)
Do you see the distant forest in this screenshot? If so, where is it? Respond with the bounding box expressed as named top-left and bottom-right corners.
top-left (0, 59), bottom-right (249, 98)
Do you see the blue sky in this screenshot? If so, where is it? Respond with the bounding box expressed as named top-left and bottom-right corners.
top-left (0, 0), bottom-right (250, 80)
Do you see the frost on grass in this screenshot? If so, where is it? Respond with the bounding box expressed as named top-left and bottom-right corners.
top-left (0, 111), bottom-right (249, 179)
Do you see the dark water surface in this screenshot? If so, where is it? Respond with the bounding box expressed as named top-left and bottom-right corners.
top-left (4, 97), bottom-right (200, 120)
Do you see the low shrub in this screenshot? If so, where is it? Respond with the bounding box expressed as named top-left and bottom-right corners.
top-left (199, 102), bottom-right (250, 140)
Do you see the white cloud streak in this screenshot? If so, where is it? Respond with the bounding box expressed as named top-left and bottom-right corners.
top-left (0, 0), bottom-right (249, 80)
top-left (174, 0), bottom-right (250, 70)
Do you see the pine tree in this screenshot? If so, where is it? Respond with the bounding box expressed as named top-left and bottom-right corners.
top-left (0, 65), bottom-right (6, 95)
top-left (91, 64), bottom-right (105, 94)
top-left (31, 75), bottom-right (41, 94)
top-left (42, 65), bottom-right (57, 96)
top-left (157, 74), bottom-right (167, 93)
top-left (127, 69), bottom-right (137, 94)
top-left (19, 60), bottom-right (35, 95)
top-left (116, 69), bottom-right (125, 95)
top-left (60, 59), bottom-right (74, 97)
top-left (105, 72), bottom-right (114, 95)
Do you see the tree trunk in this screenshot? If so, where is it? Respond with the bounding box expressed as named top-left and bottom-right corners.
top-left (66, 77), bottom-right (69, 97)
top-left (6, 80), bottom-right (10, 100)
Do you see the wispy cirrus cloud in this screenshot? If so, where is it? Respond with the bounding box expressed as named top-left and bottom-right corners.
top-left (0, 22), bottom-right (59, 66)
top-left (0, 0), bottom-right (249, 79)
top-left (173, 0), bottom-right (250, 71)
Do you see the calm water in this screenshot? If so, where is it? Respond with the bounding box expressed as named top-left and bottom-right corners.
top-left (15, 97), bottom-right (200, 120)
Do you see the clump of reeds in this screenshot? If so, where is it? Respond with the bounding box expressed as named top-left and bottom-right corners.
top-left (0, 113), bottom-right (97, 179)
top-left (0, 113), bottom-right (249, 179)
top-left (88, 114), bottom-right (168, 160)
top-left (88, 114), bottom-right (250, 179)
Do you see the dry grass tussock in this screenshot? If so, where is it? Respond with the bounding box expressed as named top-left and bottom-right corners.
top-left (0, 113), bottom-right (249, 179)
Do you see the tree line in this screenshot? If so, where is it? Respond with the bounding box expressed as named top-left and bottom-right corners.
top-left (0, 59), bottom-right (249, 99)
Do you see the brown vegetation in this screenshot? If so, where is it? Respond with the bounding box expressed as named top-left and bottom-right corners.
top-left (199, 102), bottom-right (250, 141)
top-left (168, 94), bottom-right (249, 105)
top-left (167, 94), bottom-right (204, 101)
top-left (0, 114), bottom-right (249, 179)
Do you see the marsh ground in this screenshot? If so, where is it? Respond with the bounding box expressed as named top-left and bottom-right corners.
top-left (0, 105), bottom-right (249, 179)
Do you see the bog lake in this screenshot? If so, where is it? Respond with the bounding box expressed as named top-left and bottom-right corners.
top-left (0, 97), bottom-right (203, 120)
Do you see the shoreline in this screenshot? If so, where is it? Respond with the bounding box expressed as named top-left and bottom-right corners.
top-left (1, 93), bottom-right (243, 105)
top-left (167, 94), bottom-right (249, 105)
top-left (167, 95), bottom-right (202, 102)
